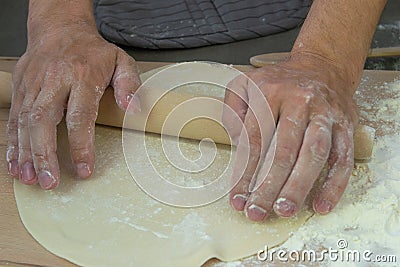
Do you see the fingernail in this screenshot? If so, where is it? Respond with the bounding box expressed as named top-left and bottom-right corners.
top-left (315, 199), bottom-right (333, 214)
top-left (231, 194), bottom-right (248, 210)
top-left (21, 162), bottom-right (36, 183)
top-left (38, 171), bottom-right (56, 190)
top-left (8, 160), bottom-right (19, 177)
top-left (246, 204), bottom-right (267, 221)
top-left (275, 198), bottom-right (296, 217)
top-left (126, 94), bottom-right (141, 114)
top-left (76, 162), bottom-right (91, 179)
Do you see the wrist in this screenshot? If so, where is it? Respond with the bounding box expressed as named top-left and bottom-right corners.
top-left (287, 51), bottom-right (360, 95)
top-left (27, 0), bottom-right (97, 41)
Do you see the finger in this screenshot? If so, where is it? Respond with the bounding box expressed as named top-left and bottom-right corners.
top-left (6, 62), bottom-right (28, 177)
top-left (18, 87), bottom-right (41, 185)
top-left (111, 48), bottom-right (141, 113)
top-left (29, 79), bottom-right (68, 190)
top-left (16, 63), bottom-right (45, 184)
top-left (7, 83), bottom-right (24, 177)
top-left (244, 110), bottom-right (308, 221)
top-left (229, 77), bottom-right (275, 215)
top-left (229, 108), bottom-right (261, 211)
top-left (222, 74), bottom-right (248, 145)
top-left (66, 82), bottom-right (102, 179)
top-left (274, 115), bottom-right (333, 217)
top-left (313, 122), bottom-right (354, 214)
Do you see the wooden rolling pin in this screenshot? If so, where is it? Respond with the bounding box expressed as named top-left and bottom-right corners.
top-left (250, 47), bottom-right (400, 67)
top-left (0, 68), bottom-right (374, 162)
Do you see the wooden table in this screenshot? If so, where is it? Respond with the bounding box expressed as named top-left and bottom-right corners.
top-left (1, 57), bottom-right (399, 266)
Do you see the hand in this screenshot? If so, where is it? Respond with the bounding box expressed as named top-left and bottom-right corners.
top-left (223, 57), bottom-right (358, 221)
top-left (6, 22), bottom-right (141, 189)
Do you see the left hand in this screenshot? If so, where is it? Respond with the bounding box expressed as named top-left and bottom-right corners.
top-left (223, 57), bottom-right (358, 221)
top-left (6, 21), bottom-right (141, 189)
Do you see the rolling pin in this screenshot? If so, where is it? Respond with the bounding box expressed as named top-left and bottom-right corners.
top-left (0, 68), bottom-right (374, 162)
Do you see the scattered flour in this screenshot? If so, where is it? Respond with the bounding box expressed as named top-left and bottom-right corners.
top-left (276, 79), bottom-right (400, 266)
top-left (214, 77), bottom-right (400, 266)
top-left (172, 212), bottom-right (212, 245)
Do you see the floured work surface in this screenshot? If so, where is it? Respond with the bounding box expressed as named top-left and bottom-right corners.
top-left (0, 70), bottom-right (399, 267)
top-left (216, 73), bottom-right (400, 266)
top-left (14, 122), bottom-right (312, 267)
top-left (13, 63), bottom-right (312, 267)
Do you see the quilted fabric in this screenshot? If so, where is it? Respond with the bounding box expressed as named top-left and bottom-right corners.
top-left (93, 0), bottom-right (312, 49)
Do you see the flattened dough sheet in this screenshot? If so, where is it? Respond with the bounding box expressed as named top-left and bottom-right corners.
top-left (14, 65), bottom-right (312, 266)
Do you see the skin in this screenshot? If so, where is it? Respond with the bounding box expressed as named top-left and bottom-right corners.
top-left (7, 0), bottom-right (141, 189)
top-left (6, 0), bottom-right (386, 219)
top-left (224, 0), bottom-right (387, 220)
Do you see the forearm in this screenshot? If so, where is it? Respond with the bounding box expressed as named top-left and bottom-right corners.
top-left (28, 0), bottom-right (97, 41)
top-left (290, 0), bottom-right (387, 91)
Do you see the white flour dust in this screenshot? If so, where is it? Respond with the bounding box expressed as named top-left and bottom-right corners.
top-left (215, 79), bottom-right (400, 266)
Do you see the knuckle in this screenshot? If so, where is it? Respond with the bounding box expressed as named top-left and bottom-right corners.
top-left (66, 108), bottom-right (98, 129)
top-left (18, 108), bottom-right (31, 127)
top-left (29, 105), bottom-right (47, 125)
top-left (32, 151), bottom-right (47, 163)
top-left (295, 84), bottom-right (329, 106)
top-left (45, 60), bottom-right (73, 82)
top-left (273, 146), bottom-right (296, 169)
top-left (6, 128), bottom-right (18, 147)
top-left (337, 151), bottom-right (353, 166)
top-left (310, 141), bottom-right (330, 163)
top-left (322, 182), bottom-right (346, 197)
top-left (18, 143), bottom-right (32, 151)
top-left (47, 60), bottom-right (68, 74)
top-left (7, 117), bottom-right (18, 132)
top-left (309, 130), bottom-right (331, 163)
top-left (334, 164), bottom-right (353, 181)
top-left (312, 114), bottom-right (333, 125)
top-left (331, 145), bottom-right (353, 168)
top-left (70, 56), bottom-right (89, 74)
top-left (70, 151), bottom-right (91, 164)
top-left (18, 147), bottom-right (32, 159)
top-left (233, 182), bottom-right (249, 194)
top-left (70, 145), bottom-right (90, 157)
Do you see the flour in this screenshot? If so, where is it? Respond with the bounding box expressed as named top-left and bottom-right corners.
top-left (172, 212), bottom-right (212, 245)
top-left (13, 66), bottom-right (398, 267)
top-left (109, 216), bottom-right (169, 239)
top-left (277, 79), bottom-right (400, 266)
top-left (214, 79), bottom-right (400, 267)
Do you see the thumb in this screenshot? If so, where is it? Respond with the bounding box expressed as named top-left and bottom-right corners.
top-left (111, 48), bottom-right (142, 113)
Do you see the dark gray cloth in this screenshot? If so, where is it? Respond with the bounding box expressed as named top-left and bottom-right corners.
top-left (93, 0), bottom-right (312, 49)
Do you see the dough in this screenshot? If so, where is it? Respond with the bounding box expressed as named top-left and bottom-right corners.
top-left (14, 63), bottom-right (312, 266)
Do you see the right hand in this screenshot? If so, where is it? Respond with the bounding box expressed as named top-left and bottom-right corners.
top-left (223, 57), bottom-right (358, 220)
top-left (7, 21), bottom-right (141, 189)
